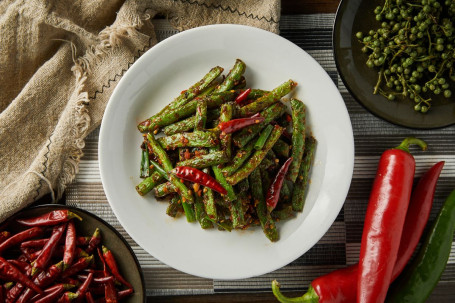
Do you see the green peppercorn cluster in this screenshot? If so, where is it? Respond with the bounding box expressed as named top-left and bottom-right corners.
top-left (356, 0), bottom-right (455, 113)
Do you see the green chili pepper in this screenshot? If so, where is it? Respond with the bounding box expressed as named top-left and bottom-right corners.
top-left (387, 189), bottom-right (455, 303)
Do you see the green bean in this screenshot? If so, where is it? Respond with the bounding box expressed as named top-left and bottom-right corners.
top-left (236, 178), bottom-right (249, 193)
top-left (140, 145), bottom-right (150, 178)
top-left (292, 136), bottom-right (316, 212)
top-left (194, 99), bottom-right (207, 131)
top-left (272, 138), bottom-right (291, 158)
top-left (135, 171), bottom-right (164, 196)
top-left (232, 76), bottom-right (246, 89)
top-left (138, 91), bottom-right (235, 132)
top-left (249, 168), bottom-right (278, 242)
top-left (271, 205), bottom-right (295, 221)
top-left (202, 168), bottom-right (217, 220)
top-left (214, 59), bottom-right (246, 93)
top-left (230, 191), bottom-right (247, 229)
top-left (227, 126), bottom-right (284, 185)
top-left (219, 103), bottom-right (234, 158)
top-left (162, 109), bottom-right (220, 136)
top-left (151, 66), bottom-right (223, 119)
top-left (288, 98), bottom-right (307, 182)
top-left (158, 131), bottom-right (218, 149)
top-left (207, 217), bottom-right (233, 232)
top-left (261, 166), bottom-right (273, 195)
top-left (153, 182), bottom-right (176, 198)
top-left (254, 124), bottom-right (274, 150)
top-left (147, 133), bottom-right (195, 221)
top-left (236, 80), bottom-right (297, 117)
top-left (280, 181), bottom-right (292, 202)
top-left (150, 160), bottom-right (169, 180)
top-left (194, 191), bottom-right (213, 229)
top-left (232, 102), bottom-right (286, 148)
top-left (259, 156), bottom-right (275, 171)
top-left (221, 140), bottom-right (256, 177)
top-left (176, 150), bottom-right (229, 169)
top-left (166, 195), bottom-right (183, 218)
top-left (233, 89), bottom-right (269, 100)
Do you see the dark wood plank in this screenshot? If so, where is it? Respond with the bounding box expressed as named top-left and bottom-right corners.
top-left (150, 291), bottom-right (304, 303)
top-left (281, 0), bottom-right (341, 14)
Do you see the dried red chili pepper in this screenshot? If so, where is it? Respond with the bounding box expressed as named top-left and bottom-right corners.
top-left (172, 166), bottom-right (227, 195)
top-left (34, 285), bottom-right (65, 303)
top-left (358, 137), bottom-right (427, 303)
top-left (272, 160), bottom-right (443, 303)
top-left (0, 231), bottom-right (10, 244)
top-left (32, 223), bottom-right (67, 275)
top-left (102, 246), bottom-right (133, 289)
top-left (218, 113), bottom-right (264, 134)
top-left (0, 227), bottom-right (43, 254)
top-left (85, 291), bottom-right (95, 303)
top-left (61, 256), bottom-right (94, 279)
top-left (266, 157), bottom-right (293, 212)
top-left (16, 210), bottom-right (82, 227)
top-left (6, 260), bottom-right (28, 273)
top-left (77, 274), bottom-right (114, 284)
top-left (56, 291), bottom-right (78, 303)
top-left (75, 272), bottom-right (93, 301)
top-left (20, 238), bottom-right (48, 249)
top-left (63, 221), bottom-right (76, 270)
top-left (0, 256), bottom-right (42, 294)
top-left (86, 228), bottom-right (101, 254)
top-left (29, 283), bottom-right (74, 302)
top-left (76, 236), bottom-right (90, 246)
top-left (235, 88), bottom-right (252, 104)
top-left (104, 279), bottom-right (118, 303)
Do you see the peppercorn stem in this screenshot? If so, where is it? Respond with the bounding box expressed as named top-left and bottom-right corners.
top-left (395, 137), bottom-right (427, 153)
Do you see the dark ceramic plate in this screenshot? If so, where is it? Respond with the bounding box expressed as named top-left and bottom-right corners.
top-left (2, 204), bottom-right (145, 303)
top-left (333, 0), bottom-right (455, 129)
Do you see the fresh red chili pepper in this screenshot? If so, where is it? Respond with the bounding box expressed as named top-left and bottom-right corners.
top-left (0, 231), bottom-right (10, 244)
top-left (86, 228), bottom-right (101, 254)
top-left (102, 245), bottom-right (133, 289)
top-left (75, 272), bottom-right (93, 301)
top-left (0, 227), bottom-right (43, 254)
top-left (63, 221), bottom-right (76, 270)
top-left (34, 285), bottom-right (65, 303)
top-left (0, 256), bottom-right (42, 294)
top-left (234, 88), bottom-right (252, 104)
top-left (56, 291), bottom-right (78, 303)
top-left (32, 223), bottom-right (67, 274)
top-left (172, 166), bottom-right (227, 195)
top-left (218, 113), bottom-right (264, 134)
top-left (61, 256), bottom-right (94, 279)
top-left (272, 150), bottom-right (441, 303)
top-left (16, 210), bottom-right (82, 227)
top-left (266, 157), bottom-right (293, 212)
top-left (85, 291), bottom-right (95, 303)
top-left (358, 137), bottom-right (427, 303)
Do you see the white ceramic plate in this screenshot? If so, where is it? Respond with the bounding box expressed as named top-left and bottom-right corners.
top-left (99, 24), bottom-right (354, 280)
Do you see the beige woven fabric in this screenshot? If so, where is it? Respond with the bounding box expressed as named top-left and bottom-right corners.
top-left (0, 0), bottom-right (280, 222)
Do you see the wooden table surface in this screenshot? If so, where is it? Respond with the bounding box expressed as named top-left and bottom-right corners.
top-left (152, 1), bottom-right (341, 302)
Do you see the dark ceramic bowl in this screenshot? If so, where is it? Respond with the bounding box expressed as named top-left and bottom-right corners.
top-left (333, 0), bottom-right (455, 129)
top-left (2, 204), bottom-right (145, 302)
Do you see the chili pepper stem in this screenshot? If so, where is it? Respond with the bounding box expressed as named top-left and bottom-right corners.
top-left (271, 280), bottom-right (318, 303)
top-left (395, 137), bottom-right (427, 153)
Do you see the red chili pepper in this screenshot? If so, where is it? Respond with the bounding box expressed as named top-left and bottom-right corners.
top-left (104, 279), bottom-right (118, 303)
top-left (6, 260), bottom-right (29, 273)
top-left (102, 245), bottom-right (133, 289)
top-left (56, 291), bottom-right (78, 303)
top-left (0, 257), bottom-right (42, 294)
top-left (266, 157), bottom-right (293, 212)
top-left (75, 272), bottom-right (93, 301)
top-left (218, 113), bottom-right (264, 134)
top-left (0, 284), bottom-right (3, 303)
top-left (63, 221), bottom-right (76, 270)
top-left (272, 159), bottom-right (443, 303)
top-left (358, 137), bottom-right (427, 303)
top-left (172, 166), bottom-right (227, 195)
top-left (0, 227), bottom-right (43, 254)
top-left (20, 238), bottom-right (48, 249)
top-left (77, 274), bottom-right (114, 284)
top-left (85, 292), bottom-right (95, 303)
top-left (32, 223), bottom-right (67, 274)
top-left (16, 210), bottom-right (82, 227)
top-left (234, 88), bottom-right (252, 104)
top-left (76, 236), bottom-right (90, 246)
top-left (86, 228), bottom-right (101, 254)
top-left (0, 231), bottom-right (10, 244)
top-left (61, 256), bottom-right (94, 279)
top-left (33, 285), bottom-right (65, 303)
top-left (30, 283), bottom-right (74, 302)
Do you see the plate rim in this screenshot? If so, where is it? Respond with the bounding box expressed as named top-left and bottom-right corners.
top-left (99, 23), bottom-right (355, 280)
top-left (333, 0), bottom-right (455, 130)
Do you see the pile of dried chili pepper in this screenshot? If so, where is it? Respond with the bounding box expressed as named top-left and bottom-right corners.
top-left (0, 209), bottom-right (134, 302)
top-left (272, 138), bottom-right (454, 303)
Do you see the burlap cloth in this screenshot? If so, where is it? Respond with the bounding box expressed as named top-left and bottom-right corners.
top-left (0, 0), bottom-right (280, 222)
